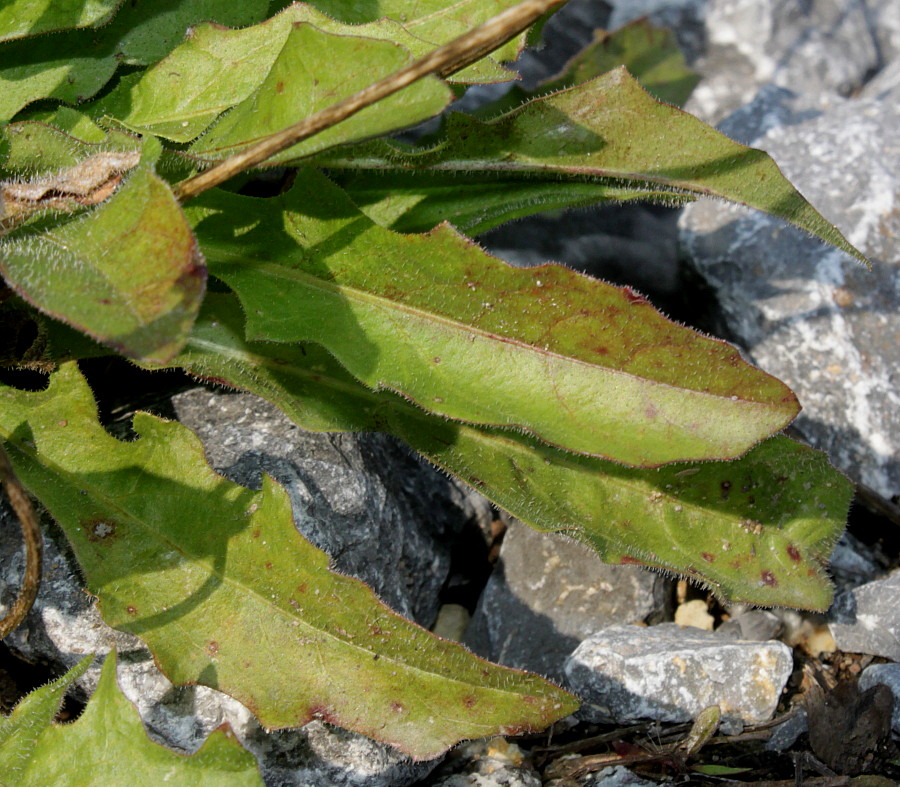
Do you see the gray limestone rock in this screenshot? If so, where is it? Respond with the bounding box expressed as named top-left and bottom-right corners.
top-left (564, 624), bottom-right (793, 734)
top-left (680, 79), bottom-right (900, 508)
top-left (859, 663), bottom-right (900, 734)
top-left (465, 521), bottom-right (671, 683)
top-left (688, 0), bottom-right (878, 124)
top-left (829, 571), bottom-right (900, 661)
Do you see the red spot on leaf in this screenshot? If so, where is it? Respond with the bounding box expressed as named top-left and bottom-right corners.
top-left (390, 701), bottom-right (404, 714)
top-left (622, 287), bottom-right (648, 305)
top-left (701, 552), bottom-right (715, 563)
top-left (463, 694), bottom-right (477, 709)
top-left (207, 640), bottom-right (219, 656)
top-left (619, 555), bottom-right (642, 565)
top-left (297, 582), bottom-right (307, 593)
top-left (787, 544), bottom-right (801, 562)
top-left (126, 605), bottom-right (138, 616)
top-left (761, 571), bottom-right (778, 587)
top-left (251, 529), bottom-right (261, 538)
top-left (265, 561), bottom-right (273, 569)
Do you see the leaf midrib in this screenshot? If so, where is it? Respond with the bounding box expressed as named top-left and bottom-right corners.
top-left (208, 249), bottom-right (772, 408)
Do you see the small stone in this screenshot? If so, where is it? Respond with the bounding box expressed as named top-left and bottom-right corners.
top-left (429, 738), bottom-right (541, 787)
top-left (465, 521), bottom-right (670, 682)
top-left (431, 604), bottom-right (470, 642)
top-left (674, 599), bottom-right (715, 631)
top-left (582, 765), bottom-right (659, 787)
top-left (764, 708), bottom-right (809, 752)
top-left (565, 624), bottom-right (793, 734)
top-left (859, 663), bottom-right (900, 734)
top-left (829, 571), bottom-right (900, 661)
top-left (803, 627), bottom-right (837, 657)
top-left (717, 610), bottom-right (783, 641)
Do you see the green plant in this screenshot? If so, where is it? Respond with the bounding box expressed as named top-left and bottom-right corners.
top-left (0, 0), bottom-right (861, 773)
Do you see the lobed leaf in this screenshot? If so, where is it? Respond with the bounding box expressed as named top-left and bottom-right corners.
top-left (187, 170), bottom-right (799, 467)
top-left (0, 656), bottom-right (93, 783)
top-left (324, 68), bottom-right (867, 264)
top-left (0, 1), bottom-right (272, 121)
top-left (158, 294), bottom-right (850, 610)
top-left (0, 363), bottom-right (578, 759)
top-left (188, 23), bottom-right (453, 163)
top-left (0, 0), bottom-right (124, 43)
top-left (0, 654), bottom-right (263, 786)
top-left (1, 141), bottom-right (205, 363)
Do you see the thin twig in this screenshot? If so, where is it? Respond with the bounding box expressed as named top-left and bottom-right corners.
top-left (172, 0), bottom-right (568, 202)
top-left (0, 444), bottom-right (42, 639)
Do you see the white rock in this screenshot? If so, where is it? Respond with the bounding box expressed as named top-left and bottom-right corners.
top-left (565, 624), bottom-right (793, 734)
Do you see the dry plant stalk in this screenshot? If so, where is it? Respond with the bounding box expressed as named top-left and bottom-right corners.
top-left (0, 444), bottom-right (42, 639)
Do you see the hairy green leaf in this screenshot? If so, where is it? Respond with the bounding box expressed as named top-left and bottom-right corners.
top-left (1, 142), bottom-right (204, 363)
top-left (470, 17), bottom-right (700, 122)
top-left (7, 653), bottom-right (264, 787)
top-left (0, 1), bottom-right (271, 121)
top-left (0, 116), bottom-right (139, 181)
top-left (0, 0), bottom-right (124, 43)
top-left (306, 0), bottom-right (531, 65)
top-left (0, 652), bottom-right (261, 786)
top-left (542, 18), bottom-right (700, 107)
top-left (95, 6), bottom-right (511, 144)
top-left (0, 363), bottom-right (578, 759)
top-left (189, 23), bottom-right (452, 163)
top-left (325, 68), bottom-right (867, 264)
top-left (0, 656), bottom-right (92, 783)
top-left (344, 174), bottom-right (695, 236)
top-left (159, 294), bottom-right (849, 610)
top-left (188, 170), bottom-right (798, 467)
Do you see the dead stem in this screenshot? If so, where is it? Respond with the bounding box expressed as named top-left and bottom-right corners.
top-left (0, 444), bottom-right (42, 639)
top-left (172, 0), bottom-right (568, 202)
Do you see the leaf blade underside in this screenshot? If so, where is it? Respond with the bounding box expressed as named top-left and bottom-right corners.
top-left (187, 170), bottom-right (799, 467)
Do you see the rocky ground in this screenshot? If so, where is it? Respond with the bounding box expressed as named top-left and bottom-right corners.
top-left (2, 0), bottom-right (900, 785)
